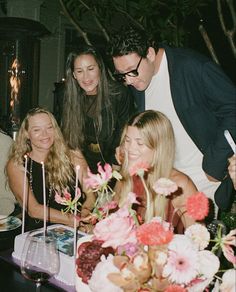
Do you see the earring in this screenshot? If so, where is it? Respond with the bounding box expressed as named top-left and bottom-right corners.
top-left (26, 138), bottom-right (31, 146)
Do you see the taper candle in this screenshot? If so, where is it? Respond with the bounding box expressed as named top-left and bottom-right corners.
top-left (41, 161), bottom-right (47, 236)
top-left (21, 154), bottom-right (28, 234)
top-left (74, 165), bottom-right (80, 258)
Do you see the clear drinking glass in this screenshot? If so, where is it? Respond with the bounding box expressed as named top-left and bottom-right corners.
top-left (20, 232), bottom-right (60, 291)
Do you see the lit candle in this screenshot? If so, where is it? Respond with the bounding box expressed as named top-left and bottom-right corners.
top-left (74, 165), bottom-right (80, 259)
top-left (21, 154), bottom-right (28, 234)
top-left (41, 161), bottom-right (46, 236)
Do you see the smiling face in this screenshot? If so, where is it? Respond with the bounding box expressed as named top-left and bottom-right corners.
top-left (27, 113), bottom-right (55, 153)
top-left (124, 126), bottom-right (154, 168)
top-left (113, 50), bottom-right (156, 91)
top-left (73, 54), bottom-right (100, 95)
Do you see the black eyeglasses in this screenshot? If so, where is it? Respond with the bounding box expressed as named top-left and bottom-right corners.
top-left (114, 57), bottom-right (142, 82)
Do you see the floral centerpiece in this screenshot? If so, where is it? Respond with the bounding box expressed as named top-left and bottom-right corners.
top-left (75, 193), bottom-right (235, 292)
top-left (54, 162), bottom-right (235, 291)
top-left (74, 164), bottom-right (236, 292)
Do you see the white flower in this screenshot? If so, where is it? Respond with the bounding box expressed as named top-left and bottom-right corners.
top-left (220, 269), bottom-right (236, 292)
top-left (163, 235), bottom-right (199, 285)
top-left (185, 224), bottom-right (210, 250)
top-left (198, 250), bottom-right (220, 278)
top-left (188, 250), bottom-right (220, 292)
top-left (168, 234), bottom-right (198, 252)
top-left (153, 178), bottom-right (178, 196)
top-left (88, 255), bottom-right (122, 292)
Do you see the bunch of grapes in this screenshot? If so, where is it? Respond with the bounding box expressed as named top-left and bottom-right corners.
top-left (76, 240), bottom-right (114, 283)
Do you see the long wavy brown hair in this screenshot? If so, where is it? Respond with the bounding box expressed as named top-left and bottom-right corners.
top-left (8, 107), bottom-right (74, 191)
top-left (61, 45), bottom-right (121, 150)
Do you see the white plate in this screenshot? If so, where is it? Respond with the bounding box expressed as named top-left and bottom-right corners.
top-left (0, 215), bottom-right (21, 232)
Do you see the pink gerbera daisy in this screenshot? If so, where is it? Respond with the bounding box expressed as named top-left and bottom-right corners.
top-left (186, 192), bottom-right (209, 220)
top-left (163, 240), bottom-right (199, 285)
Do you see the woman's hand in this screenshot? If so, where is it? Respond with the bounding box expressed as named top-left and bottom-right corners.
top-left (78, 214), bottom-right (96, 233)
top-left (228, 155), bottom-right (236, 190)
top-left (115, 146), bottom-right (125, 165)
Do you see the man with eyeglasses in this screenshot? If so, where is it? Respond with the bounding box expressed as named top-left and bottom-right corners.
top-left (109, 25), bottom-right (236, 215)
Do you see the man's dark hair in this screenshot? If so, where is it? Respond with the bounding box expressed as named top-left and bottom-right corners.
top-left (109, 25), bottom-right (159, 58)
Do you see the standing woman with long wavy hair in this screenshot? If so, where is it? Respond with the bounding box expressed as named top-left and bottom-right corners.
top-left (61, 45), bottom-right (136, 173)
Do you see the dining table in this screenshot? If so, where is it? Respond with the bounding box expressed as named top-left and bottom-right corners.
top-left (0, 240), bottom-right (76, 292)
top-left (0, 209), bottom-right (80, 292)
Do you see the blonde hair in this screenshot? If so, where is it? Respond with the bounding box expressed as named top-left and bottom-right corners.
top-left (119, 110), bottom-right (175, 222)
top-left (8, 107), bottom-right (74, 191)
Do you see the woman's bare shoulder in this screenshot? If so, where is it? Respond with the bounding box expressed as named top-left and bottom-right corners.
top-left (6, 158), bottom-right (19, 172)
top-left (171, 168), bottom-right (197, 192)
top-left (170, 168), bottom-right (189, 187)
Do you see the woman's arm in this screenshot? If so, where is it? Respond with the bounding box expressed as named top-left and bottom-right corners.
top-left (70, 149), bottom-right (96, 217)
top-left (6, 159), bottom-right (77, 227)
top-left (171, 170), bottom-right (198, 229)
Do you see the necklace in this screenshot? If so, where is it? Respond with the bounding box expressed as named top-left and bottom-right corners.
top-left (29, 158), bottom-right (53, 210)
top-left (86, 94), bottom-right (97, 116)
top-left (93, 120), bottom-right (106, 164)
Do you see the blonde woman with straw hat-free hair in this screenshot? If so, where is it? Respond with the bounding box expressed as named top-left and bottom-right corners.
top-left (6, 108), bottom-right (94, 231)
top-left (0, 129), bottom-right (16, 216)
top-left (115, 110), bottom-right (198, 232)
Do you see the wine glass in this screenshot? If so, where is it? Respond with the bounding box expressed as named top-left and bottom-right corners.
top-left (20, 231), bottom-right (60, 291)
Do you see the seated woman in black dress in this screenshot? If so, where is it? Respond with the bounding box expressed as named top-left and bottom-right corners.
top-left (6, 107), bottom-right (94, 231)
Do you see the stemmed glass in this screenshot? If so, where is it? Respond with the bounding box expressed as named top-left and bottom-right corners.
top-left (20, 231), bottom-right (60, 291)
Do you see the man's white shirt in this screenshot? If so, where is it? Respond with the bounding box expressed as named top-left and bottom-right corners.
top-left (145, 52), bottom-right (220, 202)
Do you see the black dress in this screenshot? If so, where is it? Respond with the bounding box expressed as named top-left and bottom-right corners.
top-left (83, 84), bottom-right (137, 173)
top-left (25, 157), bottom-right (85, 231)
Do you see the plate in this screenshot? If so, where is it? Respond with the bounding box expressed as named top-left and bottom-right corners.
top-left (75, 235), bottom-right (93, 292)
top-left (0, 215), bottom-right (22, 232)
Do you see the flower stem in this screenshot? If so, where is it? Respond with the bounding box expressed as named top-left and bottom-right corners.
top-left (140, 175), bottom-right (152, 222)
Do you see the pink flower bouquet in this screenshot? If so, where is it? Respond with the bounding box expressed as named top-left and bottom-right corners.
top-left (75, 193), bottom-right (236, 292)
top-left (75, 162), bottom-right (235, 291)
top-left (83, 162), bottom-right (122, 220)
